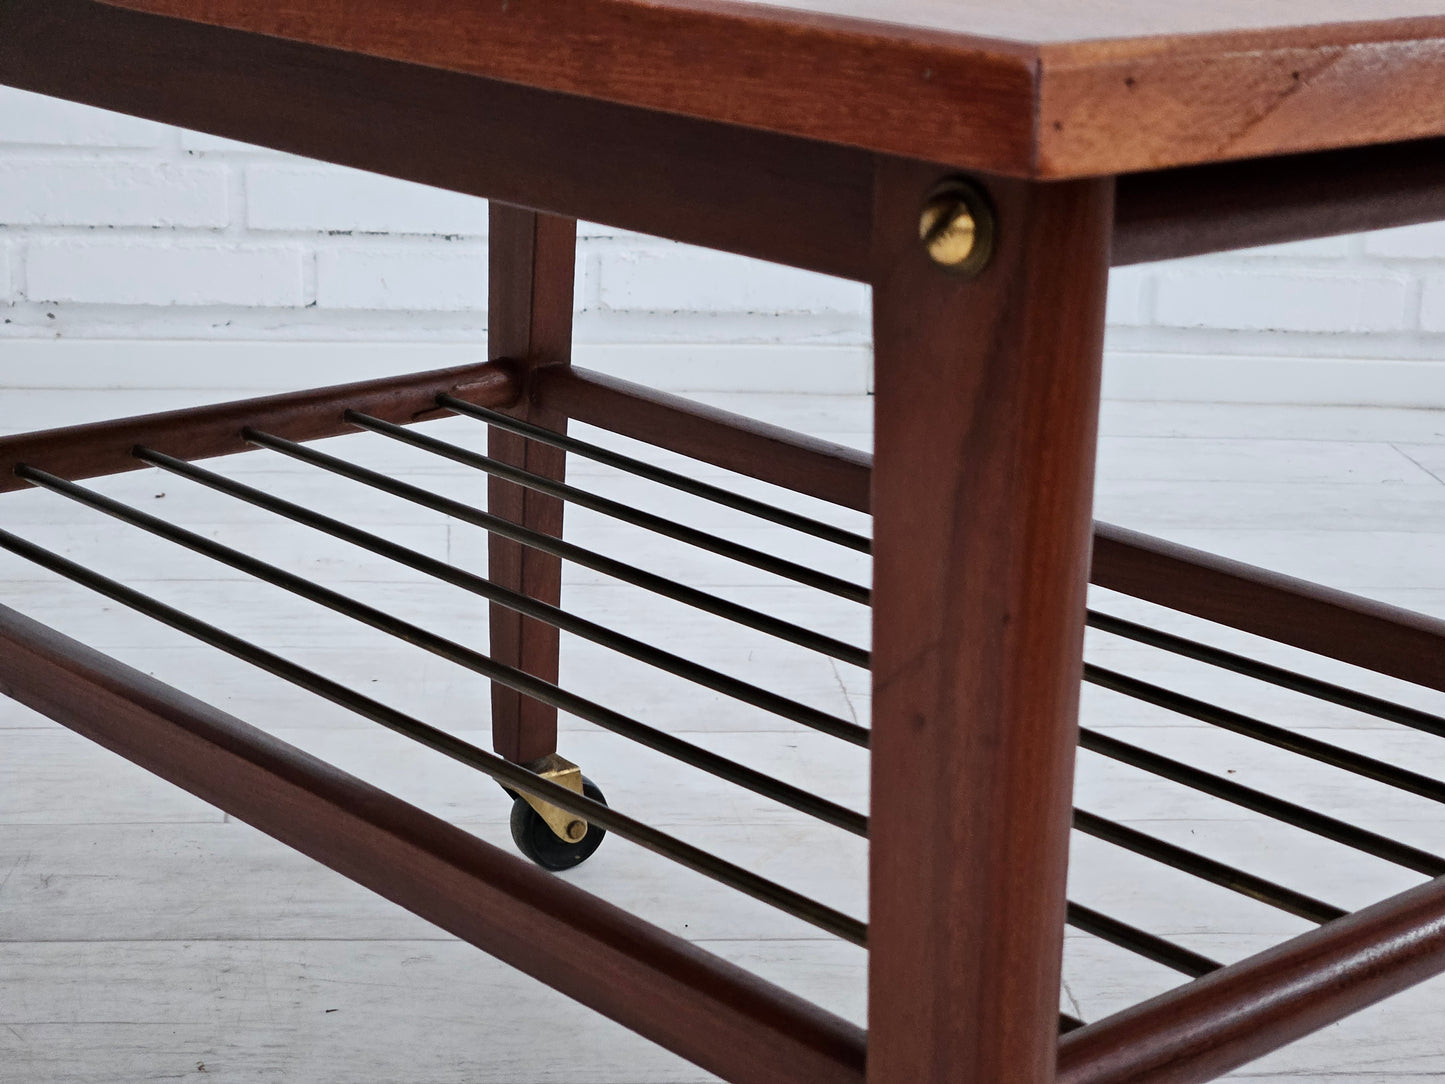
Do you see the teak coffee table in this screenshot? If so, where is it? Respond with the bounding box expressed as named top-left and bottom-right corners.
top-left (4, 2), bottom-right (1445, 1080)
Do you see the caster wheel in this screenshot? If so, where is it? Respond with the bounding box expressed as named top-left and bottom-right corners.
top-left (511, 776), bottom-right (607, 871)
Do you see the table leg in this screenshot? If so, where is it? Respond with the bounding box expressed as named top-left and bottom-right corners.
top-left (867, 160), bottom-right (1114, 1082)
top-left (486, 204), bottom-right (577, 764)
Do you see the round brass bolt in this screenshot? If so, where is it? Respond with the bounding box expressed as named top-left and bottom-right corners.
top-left (918, 180), bottom-right (993, 276)
top-left (565, 819), bottom-right (589, 842)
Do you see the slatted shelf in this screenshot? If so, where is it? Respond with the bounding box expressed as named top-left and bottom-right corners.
top-left (2, 376), bottom-right (1443, 1051)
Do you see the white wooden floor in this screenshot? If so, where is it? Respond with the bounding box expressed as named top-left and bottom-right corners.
top-left (2, 388), bottom-right (1445, 1082)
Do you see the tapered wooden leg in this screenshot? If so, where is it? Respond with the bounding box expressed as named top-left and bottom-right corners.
top-left (867, 160), bottom-right (1114, 1082)
top-left (487, 204), bottom-right (577, 764)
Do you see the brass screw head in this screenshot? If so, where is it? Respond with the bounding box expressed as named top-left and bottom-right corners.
top-left (565, 819), bottom-right (588, 842)
top-left (918, 179), bottom-right (994, 276)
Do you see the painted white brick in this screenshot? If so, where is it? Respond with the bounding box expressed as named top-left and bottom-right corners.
top-left (599, 247), bottom-right (867, 314)
top-left (0, 88), bottom-right (168, 147)
top-left (578, 220), bottom-right (638, 240)
top-left (1154, 269), bottom-right (1410, 333)
top-left (1364, 221), bottom-right (1445, 259)
top-left (1105, 266), bottom-right (1150, 326)
top-left (317, 248), bottom-right (488, 311)
top-left (1414, 275), bottom-right (1445, 332)
top-left (247, 164), bottom-right (489, 235)
top-left (0, 161), bottom-right (229, 228)
top-left (181, 129), bottom-right (287, 155)
top-left (4, 92), bottom-right (1445, 399)
top-left (1234, 236), bottom-right (1353, 259)
top-left (27, 240), bottom-right (304, 306)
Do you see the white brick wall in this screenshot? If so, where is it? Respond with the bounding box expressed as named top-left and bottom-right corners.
top-left (1365, 221), bottom-right (1445, 259)
top-left (1154, 269), bottom-right (1412, 334)
top-left (1416, 276), bottom-right (1445, 333)
top-left (28, 239), bottom-right (305, 307)
top-left (0, 160), bottom-right (229, 228)
top-left (599, 247), bottom-right (867, 314)
top-left (0, 240), bottom-right (13, 302)
top-left (0, 91), bottom-right (169, 147)
top-left (3, 87), bottom-right (1445, 401)
top-left (246, 164), bottom-right (492, 235)
top-left (316, 246), bottom-right (490, 311)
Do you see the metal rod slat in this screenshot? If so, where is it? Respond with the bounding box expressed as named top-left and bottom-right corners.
top-left (120, 461), bottom-right (1373, 923)
top-left (437, 394), bottom-right (872, 554)
top-left (1066, 902), bottom-right (1223, 978)
top-left (0, 525), bottom-right (866, 946)
top-left (1085, 663), bottom-right (1445, 808)
top-left (134, 448), bottom-right (869, 748)
top-left (1087, 609), bottom-right (1445, 739)
top-left (1073, 809), bottom-right (1347, 925)
top-left (0, 524), bottom-right (1220, 994)
top-left (243, 429), bottom-right (872, 669)
top-left (15, 466), bottom-right (869, 837)
top-left (0, 524), bottom-right (1198, 993)
top-left (1079, 727), bottom-right (1445, 877)
top-left (347, 410), bottom-right (871, 604)
top-left (101, 462), bottom-right (1379, 920)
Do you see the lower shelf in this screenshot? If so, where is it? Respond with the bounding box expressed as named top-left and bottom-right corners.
top-left (1, 368), bottom-right (1443, 1083)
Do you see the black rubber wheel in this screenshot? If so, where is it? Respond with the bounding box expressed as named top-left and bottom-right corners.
top-left (510, 776), bottom-right (608, 871)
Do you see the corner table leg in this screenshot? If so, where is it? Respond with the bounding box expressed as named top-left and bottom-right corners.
top-left (867, 161), bottom-right (1114, 1082)
top-left (486, 203), bottom-right (577, 764)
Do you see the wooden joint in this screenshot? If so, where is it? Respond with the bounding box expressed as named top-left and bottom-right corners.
top-left (1058, 875), bottom-right (1445, 1084)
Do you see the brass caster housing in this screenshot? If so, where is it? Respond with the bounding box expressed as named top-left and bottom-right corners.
top-left (511, 754), bottom-right (609, 872)
top-left (519, 753), bottom-right (590, 843)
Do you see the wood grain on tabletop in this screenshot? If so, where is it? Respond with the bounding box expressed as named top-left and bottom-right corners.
top-left (94, 0), bottom-right (1445, 177)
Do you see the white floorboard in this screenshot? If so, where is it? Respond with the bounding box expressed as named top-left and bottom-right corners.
top-left (3, 391), bottom-right (1445, 1080)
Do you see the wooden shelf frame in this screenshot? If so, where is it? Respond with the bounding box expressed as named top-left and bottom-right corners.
top-left (2, 367), bottom-right (1444, 1082)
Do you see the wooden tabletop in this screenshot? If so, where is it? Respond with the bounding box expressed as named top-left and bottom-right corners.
top-left (97, 0), bottom-right (1445, 178)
